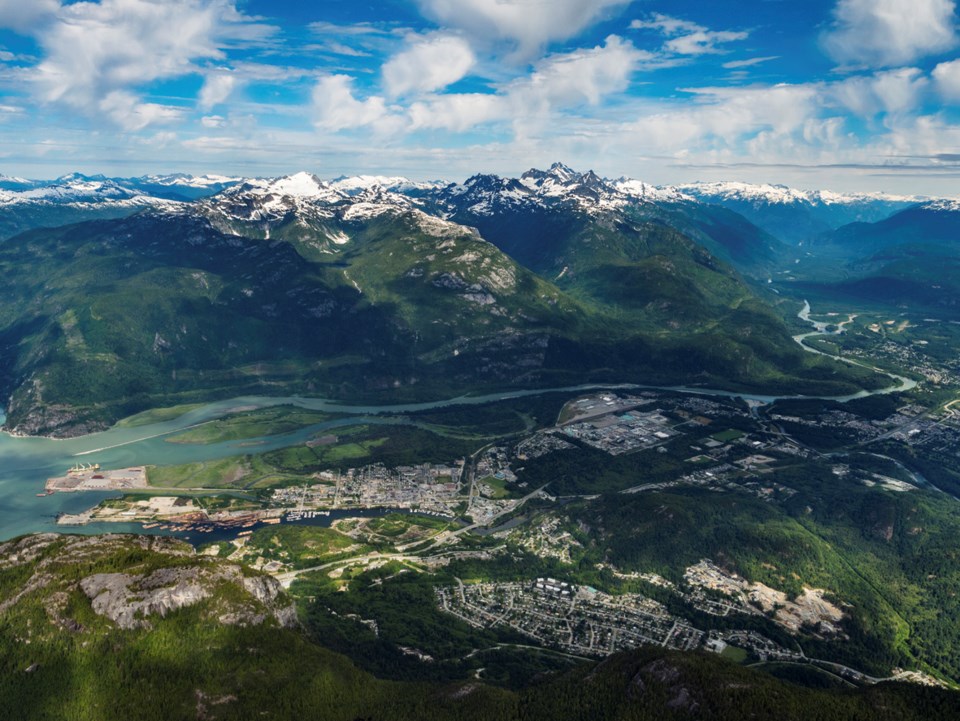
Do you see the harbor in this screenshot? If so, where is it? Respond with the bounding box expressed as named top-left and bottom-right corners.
top-left (45, 464), bottom-right (148, 492)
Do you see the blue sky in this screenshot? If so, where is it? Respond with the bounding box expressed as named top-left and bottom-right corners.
top-left (1, 0), bottom-right (960, 193)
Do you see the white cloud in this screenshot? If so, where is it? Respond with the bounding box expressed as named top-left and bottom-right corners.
top-left (681, 84), bottom-right (822, 140)
top-left (630, 13), bottom-right (748, 55)
top-left (199, 71), bottom-right (237, 111)
top-left (665, 30), bottom-right (749, 56)
top-left (29, 0), bottom-right (274, 130)
top-left (518, 35), bottom-right (644, 108)
top-left (0, 0), bottom-right (59, 34)
top-left (409, 36), bottom-right (647, 132)
top-left (317, 41), bottom-right (372, 58)
top-left (313, 75), bottom-right (390, 132)
top-left (408, 93), bottom-right (506, 131)
top-left (414, 0), bottom-right (632, 57)
top-left (831, 68), bottom-right (928, 116)
top-left (98, 90), bottom-right (184, 131)
top-left (383, 33), bottom-right (475, 98)
top-left (933, 58), bottom-right (960, 99)
top-left (308, 20), bottom-right (412, 61)
top-left (630, 15), bottom-right (700, 36)
top-left (309, 21), bottom-right (399, 38)
top-left (722, 56), bottom-right (779, 70)
top-left (201, 114), bottom-right (226, 128)
top-left (313, 35), bottom-right (645, 136)
top-left (822, 0), bottom-right (958, 67)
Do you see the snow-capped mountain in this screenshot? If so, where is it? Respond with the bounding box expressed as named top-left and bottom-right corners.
top-left (330, 175), bottom-right (442, 197)
top-left (132, 173), bottom-right (242, 189)
top-left (0, 166), bottom-right (942, 250)
top-left (0, 171), bottom-right (241, 201)
top-left (436, 162), bottom-right (639, 217)
top-left (674, 180), bottom-right (923, 208)
top-left (671, 181), bottom-right (925, 243)
top-left (0, 172), bottom-right (233, 205)
top-left (11, 177), bottom-right (139, 204)
top-left (122, 173), bottom-right (243, 200)
top-left (202, 172), bottom-right (346, 223)
top-left (0, 174), bottom-right (185, 210)
top-left (611, 178), bottom-right (694, 203)
top-left (919, 197), bottom-right (960, 213)
top-left (0, 174), bottom-right (43, 192)
top-left (0, 174), bottom-right (183, 240)
top-left (431, 163), bottom-right (788, 279)
top-left (194, 172), bottom-right (423, 246)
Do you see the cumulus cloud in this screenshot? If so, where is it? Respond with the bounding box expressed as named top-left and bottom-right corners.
top-left (831, 68), bottom-right (928, 116)
top-left (630, 14), bottom-right (748, 55)
top-left (315, 35), bottom-right (646, 136)
top-left (933, 58), bottom-right (960, 99)
top-left (98, 90), bottom-right (185, 131)
top-left (201, 114), bottom-right (226, 128)
top-left (383, 33), bottom-right (475, 97)
top-left (413, 0), bottom-right (632, 57)
top-left (0, 0), bottom-right (59, 33)
top-left (822, 0), bottom-right (958, 68)
top-left (313, 74), bottom-right (390, 132)
top-left (678, 84), bottom-right (822, 141)
top-left (414, 36), bottom-right (644, 132)
top-left (199, 71), bottom-right (237, 111)
top-left (29, 0), bottom-right (273, 130)
top-left (408, 93), bottom-right (506, 131)
top-left (516, 35), bottom-right (644, 108)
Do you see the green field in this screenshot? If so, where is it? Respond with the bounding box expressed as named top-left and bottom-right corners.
top-left (147, 424), bottom-right (481, 491)
top-left (721, 645), bottom-right (749, 663)
top-left (478, 475), bottom-right (513, 499)
top-left (247, 525), bottom-right (367, 569)
top-left (164, 405), bottom-right (340, 444)
top-left (342, 514), bottom-right (455, 546)
top-left (711, 428), bottom-right (746, 443)
top-left (114, 403), bottom-right (206, 428)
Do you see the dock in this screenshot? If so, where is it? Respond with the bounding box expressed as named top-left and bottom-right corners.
top-left (45, 465), bottom-right (148, 493)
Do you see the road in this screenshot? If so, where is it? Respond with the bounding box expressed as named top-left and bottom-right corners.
top-left (273, 551), bottom-right (419, 587)
top-left (447, 484), bottom-right (549, 539)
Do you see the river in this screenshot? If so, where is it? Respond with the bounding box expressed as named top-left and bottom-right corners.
top-left (0, 302), bottom-right (917, 541)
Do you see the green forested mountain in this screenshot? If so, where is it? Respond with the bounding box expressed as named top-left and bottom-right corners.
top-left (0, 177), bottom-right (878, 436)
top-left (793, 202), bottom-right (960, 315)
top-left (1, 532), bottom-right (957, 721)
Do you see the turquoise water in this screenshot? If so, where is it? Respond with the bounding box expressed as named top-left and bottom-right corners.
top-left (0, 306), bottom-right (915, 541)
top-left (0, 386), bottom-right (643, 539)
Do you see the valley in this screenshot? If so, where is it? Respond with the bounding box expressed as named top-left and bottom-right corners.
top-left (18, 314), bottom-right (960, 692)
top-left (9, 0), bottom-right (960, 715)
top-left (3, 167), bottom-right (960, 719)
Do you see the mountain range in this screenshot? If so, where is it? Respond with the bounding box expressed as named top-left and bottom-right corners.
top-left (0, 163), bottom-right (940, 435)
top-left (0, 165), bottom-right (933, 244)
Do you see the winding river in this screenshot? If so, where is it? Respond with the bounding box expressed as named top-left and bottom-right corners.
top-left (0, 302), bottom-right (917, 540)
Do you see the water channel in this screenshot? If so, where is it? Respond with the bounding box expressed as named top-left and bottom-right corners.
top-left (0, 302), bottom-right (917, 541)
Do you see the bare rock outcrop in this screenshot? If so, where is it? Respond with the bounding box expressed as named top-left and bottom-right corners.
top-left (79, 562), bottom-right (296, 630)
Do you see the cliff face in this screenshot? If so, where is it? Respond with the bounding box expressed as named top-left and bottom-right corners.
top-left (0, 533), bottom-right (296, 633)
top-left (80, 565), bottom-right (296, 630)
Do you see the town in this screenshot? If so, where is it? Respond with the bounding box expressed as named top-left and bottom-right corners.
top-left (434, 572), bottom-right (816, 663)
top-left (270, 462), bottom-right (464, 516)
top-left (40, 385), bottom-right (960, 691)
